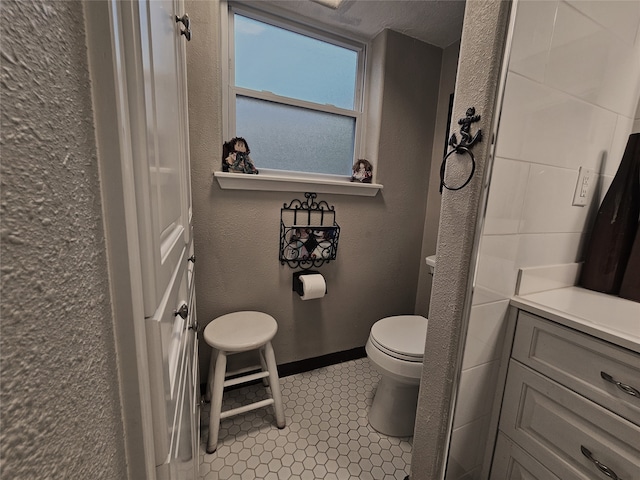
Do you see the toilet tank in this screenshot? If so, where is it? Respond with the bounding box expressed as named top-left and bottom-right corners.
top-left (425, 255), bottom-right (436, 275)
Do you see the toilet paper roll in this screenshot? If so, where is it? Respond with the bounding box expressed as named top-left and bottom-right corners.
top-left (300, 274), bottom-right (326, 300)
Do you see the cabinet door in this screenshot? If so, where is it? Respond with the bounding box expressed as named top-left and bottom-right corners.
top-left (189, 288), bottom-right (200, 476)
top-left (146, 249), bottom-right (190, 467)
top-left (171, 260), bottom-right (199, 478)
top-left (136, 0), bottom-right (192, 317)
top-left (490, 433), bottom-right (561, 480)
top-left (171, 321), bottom-right (196, 479)
top-left (513, 312), bottom-right (640, 425)
top-left (500, 361), bottom-right (640, 480)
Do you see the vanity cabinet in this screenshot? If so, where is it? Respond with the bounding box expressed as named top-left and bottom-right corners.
top-left (490, 310), bottom-right (640, 480)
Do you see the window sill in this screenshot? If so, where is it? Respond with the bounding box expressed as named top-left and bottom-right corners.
top-left (214, 169), bottom-right (383, 197)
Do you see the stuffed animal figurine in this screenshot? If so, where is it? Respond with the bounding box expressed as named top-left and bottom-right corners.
top-left (350, 159), bottom-right (373, 183)
top-left (222, 137), bottom-right (259, 174)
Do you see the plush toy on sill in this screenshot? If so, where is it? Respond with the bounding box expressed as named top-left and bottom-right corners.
top-left (350, 159), bottom-right (373, 183)
top-left (222, 137), bottom-right (259, 174)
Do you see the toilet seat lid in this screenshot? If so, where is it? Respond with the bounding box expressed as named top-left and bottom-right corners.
top-left (370, 315), bottom-right (428, 359)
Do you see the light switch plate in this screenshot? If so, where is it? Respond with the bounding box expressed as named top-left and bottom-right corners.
top-left (572, 166), bottom-right (595, 206)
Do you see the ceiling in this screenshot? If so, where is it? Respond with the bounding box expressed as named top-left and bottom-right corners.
top-left (244, 0), bottom-right (466, 48)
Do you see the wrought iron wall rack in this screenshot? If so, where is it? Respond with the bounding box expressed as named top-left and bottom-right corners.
top-left (279, 192), bottom-right (340, 269)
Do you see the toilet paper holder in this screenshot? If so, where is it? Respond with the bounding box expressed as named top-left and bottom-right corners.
top-left (293, 270), bottom-right (327, 296)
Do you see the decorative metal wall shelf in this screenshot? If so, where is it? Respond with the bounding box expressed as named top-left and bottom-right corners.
top-left (279, 192), bottom-right (340, 269)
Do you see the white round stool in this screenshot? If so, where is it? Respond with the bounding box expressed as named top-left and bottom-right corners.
top-left (204, 311), bottom-right (286, 454)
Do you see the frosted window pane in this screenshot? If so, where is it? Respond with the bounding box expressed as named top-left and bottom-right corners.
top-left (236, 96), bottom-right (355, 175)
top-left (234, 14), bottom-right (357, 110)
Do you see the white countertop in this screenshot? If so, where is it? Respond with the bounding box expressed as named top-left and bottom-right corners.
top-left (511, 286), bottom-right (640, 353)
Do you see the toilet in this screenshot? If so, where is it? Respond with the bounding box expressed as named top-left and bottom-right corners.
top-left (365, 255), bottom-right (436, 437)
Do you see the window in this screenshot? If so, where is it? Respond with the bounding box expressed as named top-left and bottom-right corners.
top-left (223, 5), bottom-right (365, 177)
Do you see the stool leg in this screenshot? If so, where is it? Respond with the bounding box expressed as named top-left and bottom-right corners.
top-left (205, 347), bottom-right (216, 403)
top-left (207, 350), bottom-right (227, 454)
top-left (264, 342), bottom-right (285, 429)
top-left (259, 348), bottom-right (269, 387)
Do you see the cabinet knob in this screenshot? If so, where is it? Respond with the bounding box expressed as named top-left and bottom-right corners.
top-left (174, 304), bottom-right (189, 319)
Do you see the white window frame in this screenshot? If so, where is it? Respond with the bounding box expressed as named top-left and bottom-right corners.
top-left (217, 1), bottom-right (382, 196)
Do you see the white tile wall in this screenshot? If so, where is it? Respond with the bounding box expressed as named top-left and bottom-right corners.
top-left (516, 232), bottom-right (584, 267)
top-left (483, 157), bottom-right (529, 235)
top-left (471, 286), bottom-right (506, 307)
top-left (455, 468), bottom-right (482, 480)
top-left (546, 2), bottom-right (640, 116)
top-left (474, 235), bottom-right (519, 298)
top-left (516, 262), bottom-right (582, 296)
top-left (545, 3), bottom-right (611, 103)
top-left (461, 300), bottom-right (509, 370)
top-left (566, 0), bottom-right (640, 46)
top-left (450, 2), bottom-right (640, 479)
top-left (453, 361), bottom-right (500, 429)
top-left (496, 73), bottom-right (618, 170)
top-left (609, 115), bottom-right (637, 176)
top-left (446, 416), bottom-right (489, 480)
top-left (508, 0), bottom-right (556, 82)
top-left (518, 164), bottom-right (592, 234)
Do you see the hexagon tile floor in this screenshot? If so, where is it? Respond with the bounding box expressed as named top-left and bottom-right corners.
top-left (199, 357), bottom-right (413, 479)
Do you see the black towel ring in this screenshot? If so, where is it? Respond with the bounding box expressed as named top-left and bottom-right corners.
top-left (439, 146), bottom-right (476, 192)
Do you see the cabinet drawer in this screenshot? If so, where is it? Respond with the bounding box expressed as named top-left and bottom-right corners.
top-left (500, 361), bottom-right (640, 480)
top-left (490, 433), bottom-right (561, 480)
top-left (513, 311), bottom-right (640, 425)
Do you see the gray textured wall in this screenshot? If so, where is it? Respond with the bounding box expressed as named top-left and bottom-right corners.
top-left (0, 1), bottom-right (127, 478)
top-left (411, 1), bottom-right (512, 478)
top-left (186, 0), bottom-right (443, 378)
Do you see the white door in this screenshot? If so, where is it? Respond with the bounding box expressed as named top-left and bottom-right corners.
top-left (132, 0), bottom-right (199, 477)
top-left (136, 0), bottom-right (199, 480)
top-left (136, 0), bottom-right (192, 318)
top-left (86, 0), bottom-right (198, 477)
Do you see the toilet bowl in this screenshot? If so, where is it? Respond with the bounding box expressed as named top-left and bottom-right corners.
top-left (365, 315), bottom-right (428, 437)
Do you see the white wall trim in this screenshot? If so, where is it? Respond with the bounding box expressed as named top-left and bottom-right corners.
top-left (214, 169), bottom-right (382, 196)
